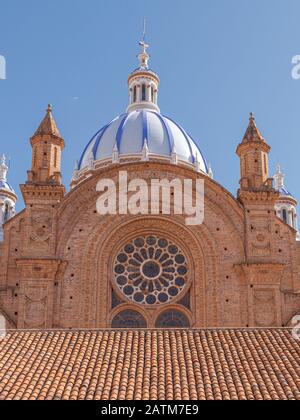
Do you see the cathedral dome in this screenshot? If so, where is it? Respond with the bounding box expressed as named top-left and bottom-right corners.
top-left (74, 34), bottom-right (209, 179)
top-left (78, 110), bottom-right (207, 172)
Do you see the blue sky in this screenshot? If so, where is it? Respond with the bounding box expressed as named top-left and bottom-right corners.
top-left (1, 0), bottom-right (300, 209)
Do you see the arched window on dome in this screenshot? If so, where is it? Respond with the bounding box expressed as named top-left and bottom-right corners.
top-left (111, 310), bottom-right (147, 329)
top-left (151, 86), bottom-right (154, 103)
top-left (155, 310), bottom-right (190, 329)
top-left (141, 84), bottom-right (146, 101)
top-left (3, 203), bottom-right (9, 223)
top-left (133, 86), bottom-right (137, 103)
top-left (282, 209), bottom-right (288, 224)
top-left (291, 210), bottom-right (298, 230)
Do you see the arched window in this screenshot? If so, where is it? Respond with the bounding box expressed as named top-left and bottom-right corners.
top-left (155, 310), bottom-right (190, 328)
top-left (294, 213), bottom-right (298, 229)
top-left (111, 310), bottom-right (147, 329)
top-left (133, 86), bottom-right (137, 103)
top-left (282, 209), bottom-right (288, 224)
top-left (3, 203), bottom-right (9, 223)
top-left (151, 86), bottom-right (154, 103)
top-left (142, 84), bottom-right (146, 101)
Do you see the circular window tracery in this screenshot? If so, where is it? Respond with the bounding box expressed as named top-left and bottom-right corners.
top-left (114, 236), bottom-right (189, 306)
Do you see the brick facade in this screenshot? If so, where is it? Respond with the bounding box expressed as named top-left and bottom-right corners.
top-left (0, 109), bottom-right (300, 330)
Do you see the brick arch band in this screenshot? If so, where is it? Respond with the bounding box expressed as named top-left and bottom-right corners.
top-left (78, 216), bottom-right (219, 328)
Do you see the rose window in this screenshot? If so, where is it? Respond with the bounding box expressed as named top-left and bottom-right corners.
top-left (113, 236), bottom-right (189, 305)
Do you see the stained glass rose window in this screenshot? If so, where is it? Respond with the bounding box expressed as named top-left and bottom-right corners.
top-left (113, 236), bottom-right (189, 306)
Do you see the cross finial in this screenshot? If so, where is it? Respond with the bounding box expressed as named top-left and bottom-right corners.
top-left (249, 112), bottom-right (255, 121)
top-left (142, 18), bottom-right (146, 42)
top-left (139, 18), bottom-right (149, 54)
top-left (0, 154), bottom-right (8, 181)
top-left (47, 104), bottom-right (52, 113)
top-left (0, 154), bottom-right (6, 166)
top-left (274, 163), bottom-right (285, 189)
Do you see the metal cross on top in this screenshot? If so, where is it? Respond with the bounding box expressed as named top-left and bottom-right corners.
top-left (139, 18), bottom-right (149, 54)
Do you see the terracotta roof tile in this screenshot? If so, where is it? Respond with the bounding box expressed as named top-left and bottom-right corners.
top-left (0, 329), bottom-right (299, 400)
top-left (32, 105), bottom-right (62, 138)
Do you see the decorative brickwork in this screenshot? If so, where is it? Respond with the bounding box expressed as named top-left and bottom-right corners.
top-left (1, 107), bottom-right (300, 331)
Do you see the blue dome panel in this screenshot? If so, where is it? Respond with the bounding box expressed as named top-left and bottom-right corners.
top-left (95, 117), bottom-right (122, 160)
top-left (78, 110), bottom-right (208, 173)
top-left (278, 187), bottom-right (292, 197)
top-left (119, 112), bottom-right (144, 155)
top-left (147, 112), bottom-right (171, 155)
top-left (0, 180), bottom-right (15, 194)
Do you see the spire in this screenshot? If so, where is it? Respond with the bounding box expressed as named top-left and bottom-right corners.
top-left (194, 153), bottom-right (201, 173)
top-left (27, 104), bottom-right (65, 185)
top-left (112, 142), bottom-right (120, 164)
top-left (171, 144), bottom-right (178, 165)
top-left (142, 139), bottom-right (149, 161)
top-left (236, 113), bottom-right (272, 191)
top-left (242, 113), bottom-right (264, 143)
top-left (208, 163), bottom-right (214, 179)
top-left (0, 155), bottom-right (8, 182)
top-left (32, 104), bottom-right (62, 138)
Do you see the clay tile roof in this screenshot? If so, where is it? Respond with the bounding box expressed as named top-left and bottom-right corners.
top-left (32, 104), bottom-right (62, 138)
top-left (0, 329), bottom-right (299, 401)
top-left (242, 113), bottom-right (265, 143)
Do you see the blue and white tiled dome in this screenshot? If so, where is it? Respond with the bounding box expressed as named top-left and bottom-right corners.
top-left (75, 37), bottom-right (209, 177)
top-left (0, 155), bottom-right (17, 242)
top-left (0, 179), bottom-right (15, 194)
top-left (78, 110), bottom-right (208, 172)
top-left (277, 185), bottom-right (292, 197)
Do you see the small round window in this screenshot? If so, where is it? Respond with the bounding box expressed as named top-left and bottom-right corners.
top-left (113, 236), bottom-right (189, 306)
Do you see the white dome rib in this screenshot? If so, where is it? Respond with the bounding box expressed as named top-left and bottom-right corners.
top-left (78, 110), bottom-right (207, 173)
